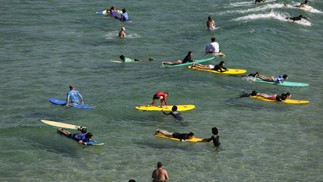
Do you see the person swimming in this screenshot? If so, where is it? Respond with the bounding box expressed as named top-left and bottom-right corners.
top-left (287, 15), bottom-right (307, 21)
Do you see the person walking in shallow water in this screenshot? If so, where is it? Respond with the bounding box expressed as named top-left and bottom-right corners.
top-left (118, 27), bottom-right (126, 38)
top-left (152, 162), bottom-right (169, 182)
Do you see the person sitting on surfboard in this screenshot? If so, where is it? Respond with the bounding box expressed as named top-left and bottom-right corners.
top-left (149, 92), bottom-right (168, 107)
top-left (162, 51), bottom-right (194, 65)
top-left (155, 129), bottom-right (194, 142)
top-left (206, 16), bottom-right (216, 31)
top-left (296, 0), bottom-right (308, 8)
top-left (248, 91), bottom-right (291, 101)
top-left (256, 74), bottom-right (288, 84)
top-left (121, 9), bottom-right (129, 21)
top-left (287, 15), bottom-right (307, 21)
top-left (118, 27), bottom-right (126, 38)
top-left (162, 105), bottom-right (183, 122)
top-left (205, 37), bottom-right (224, 56)
top-left (57, 127), bottom-right (93, 145)
top-left (65, 85), bottom-right (84, 106)
top-left (202, 127), bottom-right (221, 147)
top-left (192, 61), bottom-right (228, 72)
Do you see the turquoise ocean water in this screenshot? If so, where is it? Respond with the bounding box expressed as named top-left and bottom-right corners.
top-left (1, 0), bottom-right (323, 181)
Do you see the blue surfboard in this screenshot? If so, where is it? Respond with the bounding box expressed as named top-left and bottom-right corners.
top-left (49, 98), bottom-right (93, 110)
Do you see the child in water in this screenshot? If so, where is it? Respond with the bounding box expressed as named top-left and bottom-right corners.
top-left (162, 105), bottom-right (183, 122)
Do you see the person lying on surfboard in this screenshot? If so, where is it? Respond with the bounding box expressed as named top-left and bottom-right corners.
top-left (162, 105), bottom-right (183, 122)
top-left (205, 37), bottom-right (224, 56)
top-left (256, 74), bottom-right (288, 84)
top-left (206, 16), bottom-right (216, 31)
top-left (162, 51), bottom-right (194, 65)
top-left (192, 61), bottom-right (228, 72)
top-left (109, 6), bottom-right (121, 19)
top-left (155, 129), bottom-right (194, 142)
top-left (202, 127), bottom-right (221, 147)
top-left (57, 127), bottom-right (94, 145)
top-left (65, 85), bottom-right (84, 106)
top-left (149, 92), bottom-right (169, 107)
top-left (242, 91), bottom-right (291, 101)
top-left (287, 15), bottom-right (307, 21)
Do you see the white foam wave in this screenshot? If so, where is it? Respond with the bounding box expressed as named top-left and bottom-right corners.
top-left (233, 11), bottom-right (311, 27)
top-left (104, 32), bottom-right (141, 39)
top-left (229, 0), bottom-right (276, 7)
top-left (223, 3), bottom-right (284, 14)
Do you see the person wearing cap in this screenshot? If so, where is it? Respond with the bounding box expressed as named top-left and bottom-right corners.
top-left (152, 161), bottom-right (169, 182)
top-left (65, 85), bottom-right (83, 106)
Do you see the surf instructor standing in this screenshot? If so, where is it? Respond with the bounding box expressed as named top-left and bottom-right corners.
top-left (65, 85), bottom-right (83, 106)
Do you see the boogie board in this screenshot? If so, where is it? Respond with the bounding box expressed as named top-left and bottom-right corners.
top-left (188, 66), bottom-right (247, 75)
top-left (250, 96), bottom-right (309, 104)
top-left (41, 120), bottom-right (81, 130)
top-left (255, 78), bottom-right (309, 87)
top-left (154, 132), bottom-right (205, 143)
top-left (57, 128), bottom-right (104, 146)
top-left (162, 57), bottom-right (214, 68)
top-left (135, 105), bottom-right (195, 111)
top-left (49, 98), bottom-right (93, 110)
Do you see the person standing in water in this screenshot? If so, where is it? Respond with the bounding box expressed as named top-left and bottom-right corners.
top-left (118, 27), bottom-right (126, 38)
top-left (206, 16), bottom-right (216, 31)
top-left (162, 105), bottom-right (183, 122)
top-left (202, 127), bottom-right (221, 147)
top-left (152, 162), bottom-right (169, 182)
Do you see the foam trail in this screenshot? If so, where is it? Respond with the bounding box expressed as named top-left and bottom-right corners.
top-left (229, 0), bottom-right (276, 7)
top-left (223, 3), bottom-right (284, 14)
top-left (233, 11), bottom-right (311, 27)
top-left (284, 3), bottom-right (323, 14)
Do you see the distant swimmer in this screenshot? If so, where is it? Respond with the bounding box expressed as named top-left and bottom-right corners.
top-left (152, 162), bottom-right (169, 182)
top-left (121, 8), bottom-right (129, 21)
top-left (255, 0), bottom-right (265, 4)
top-left (57, 127), bottom-right (94, 145)
top-left (205, 37), bottom-right (225, 57)
top-left (118, 27), bottom-right (126, 38)
top-left (65, 85), bottom-right (84, 106)
top-left (241, 90), bottom-right (291, 101)
top-left (162, 51), bottom-right (194, 65)
top-left (192, 61), bottom-right (228, 72)
top-left (149, 92), bottom-right (169, 107)
top-left (206, 16), bottom-right (216, 31)
top-left (287, 15), bottom-right (307, 21)
top-left (155, 129), bottom-right (194, 141)
top-left (119, 55), bottom-right (155, 62)
top-left (202, 127), bottom-right (221, 147)
top-left (162, 105), bottom-right (183, 122)
top-left (296, 0), bottom-right (308, 8)
top-left (256, 74), bottom-right (288, 84)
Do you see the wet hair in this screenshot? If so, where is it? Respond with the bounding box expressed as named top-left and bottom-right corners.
top-left (280, 94), bottom-right (287, 101)
top-left (120, 55), bottom-right (125, 60)
top-left (212, 127), bottom-right (218, 135)
top-left (86, 132), bottom-right (93, 139)
top-left (122, 8), bottom-right (127, 13)
top-left (69, 85), bottom-right (75, 90)
top-left (128, 180), bottom-right (136, 182)
top-left (250, 90), bottom-right (258, 96)
top-left (219, 61), bottom-right (225, 66)
top-left (157, 162), bottom-right (163, 168)
top-left (283, 74), bottom-right (288, 79)
top-left (208, 16), bottom-right (212, 20)
top-left (304, 0), bottom-right (308, 3)
top-left (172, 105), bottom-right (178, 111)
top-left (80, 127), bottom-right (87, 133)
top-left (188, 132), bottom-right (194, 137)
top-left (211, 37), bottom-right (216, 42)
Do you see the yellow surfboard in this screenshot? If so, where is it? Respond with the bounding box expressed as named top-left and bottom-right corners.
top-left (41, 120), bottom-right (81, 130)
top-left (188, 66), bottom-right (246, 75)
top-left (154, 133), bottom-right (205, 143)
top-left (135, 105), bottom-right (195, 111)
top-left (250, 96), bottom-right (309, 104)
